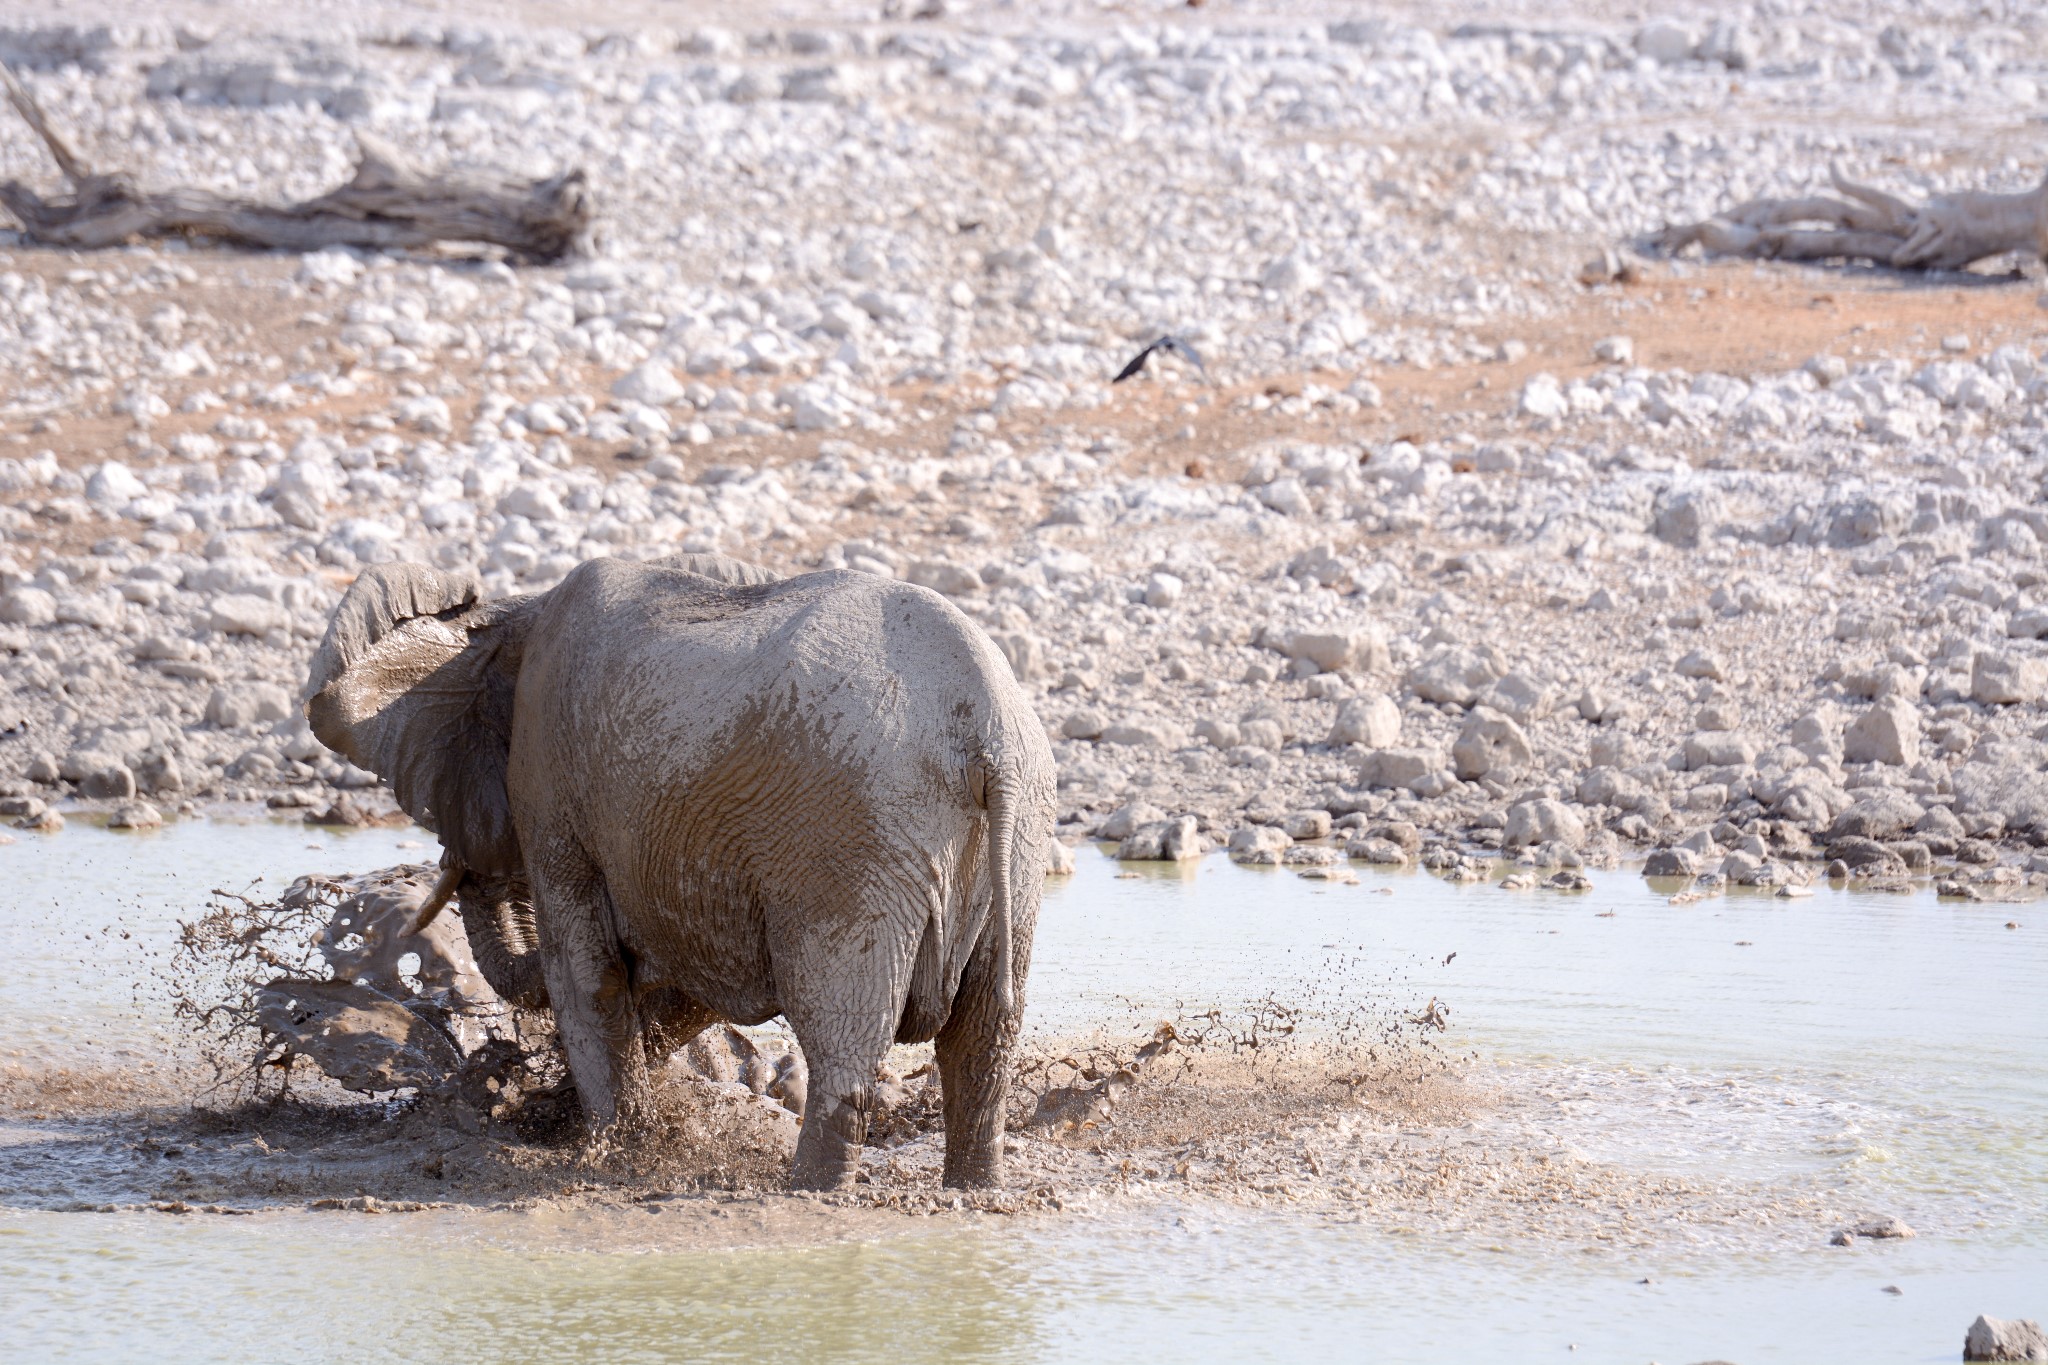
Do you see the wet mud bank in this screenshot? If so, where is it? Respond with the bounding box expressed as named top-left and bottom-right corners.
top-left (3, 820), bottom-right (2039, 1263)
top-left (0, 819), bottom-right (2041, 1365)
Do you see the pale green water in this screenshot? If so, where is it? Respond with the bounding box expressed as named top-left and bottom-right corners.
top-left (2, 819), bottom-right (2044, 1363)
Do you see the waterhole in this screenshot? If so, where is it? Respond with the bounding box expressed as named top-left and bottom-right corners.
top-left (1, 819), bottom-right (2042, 1363)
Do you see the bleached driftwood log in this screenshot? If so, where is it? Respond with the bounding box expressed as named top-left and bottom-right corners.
top-left (0, 65), bottom-right (590, 259)
top-left (1653, 165), bottom-right (2048, 273)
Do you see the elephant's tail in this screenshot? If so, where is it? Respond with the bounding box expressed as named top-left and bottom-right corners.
top-left (975, 755), bottom-right (1019, 1016)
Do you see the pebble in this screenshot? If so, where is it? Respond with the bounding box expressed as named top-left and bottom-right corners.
top-left (1592, 336), bottom-right (1634, 365)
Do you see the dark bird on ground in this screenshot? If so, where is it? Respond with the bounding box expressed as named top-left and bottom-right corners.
top-left (1112, 334), bottom-right (1208, 384)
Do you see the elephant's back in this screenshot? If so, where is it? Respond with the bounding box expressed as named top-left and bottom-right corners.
top-left (519, 559), bottom-right (1045, 819)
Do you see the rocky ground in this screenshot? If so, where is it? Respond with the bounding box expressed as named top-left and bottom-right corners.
top-left (5, 0), bottom-right (2048, 894)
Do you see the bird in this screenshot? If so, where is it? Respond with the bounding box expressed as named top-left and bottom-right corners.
top-left (1112, 333), bottom-right (1208, 384)
top-left (1443, 951), bottom-right (1457, 966)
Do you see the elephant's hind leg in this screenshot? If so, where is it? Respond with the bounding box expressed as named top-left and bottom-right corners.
top-left (782, 1002), bottom-right (900, 1192)
top-left (776, 907), bottom-right (924, 1191)
top-left (530, 839), bottom-right (652, 1134)
top-left (935, 940), bottom-right (1023, 1189)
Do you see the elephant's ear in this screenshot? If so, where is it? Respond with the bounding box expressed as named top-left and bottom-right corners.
top-left (654, 551), bottom-right (782, 586)
top-left (304, 563), bottom-right (538, 875)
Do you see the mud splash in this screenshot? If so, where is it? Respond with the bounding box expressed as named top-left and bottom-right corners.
top-left (0, 859), bottom-right (1747, 1249)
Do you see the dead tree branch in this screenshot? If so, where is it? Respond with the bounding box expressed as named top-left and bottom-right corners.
top-left (1652, 164), bottom-right (2048, 273)
top-left (0, 63), bottom-right (591, 259)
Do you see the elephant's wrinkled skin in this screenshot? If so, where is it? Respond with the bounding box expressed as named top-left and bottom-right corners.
top-left (305, 554), bottom-right (1056, 1190)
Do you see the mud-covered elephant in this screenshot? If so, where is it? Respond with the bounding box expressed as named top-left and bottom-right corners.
top-left (303, 553), bottom-right (1056, 1189)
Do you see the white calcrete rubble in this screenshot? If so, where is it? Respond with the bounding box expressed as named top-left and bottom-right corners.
top-left (0, 0), bottom-right (2044, 897)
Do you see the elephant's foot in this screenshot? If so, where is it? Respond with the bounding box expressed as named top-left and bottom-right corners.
top-left (941, 1147), bottom-right (1003, 1191)
top-left (595, 1089), bottom-right (657, 1137)
top-left (577, 1081), bottom-right (657, 1158)
top-left (789, 1095), bottom-right (866, 1191)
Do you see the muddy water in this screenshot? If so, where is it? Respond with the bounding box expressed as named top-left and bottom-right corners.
top-left (2, 820), bottom-right (2045, 1364)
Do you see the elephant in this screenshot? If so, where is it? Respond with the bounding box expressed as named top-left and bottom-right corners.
top-left (303, 552), bottom-right (1056, 1190)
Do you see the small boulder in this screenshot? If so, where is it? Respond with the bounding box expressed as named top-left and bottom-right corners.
top-left (906, 559), bottom-right (983, 596)
top-left (208, 593), bottom-right (288, 636)
top-left (1915, 805), bottom-right (1965, 840)
top-left (1653, 488), bottom-right (1721, 547)
top-left (1635, 19), bottom-right (1696, 64)
top-left (1503, 798), bottom-right (1586, 849)
top-left (2007, 607), bottom-right (2048, 640)
top-left (0, 588), bottom-right (58, 627)
top-left (1695, 702), bottom-right (1740, 732)
top-left (87, 460), bottom-right (149, 504)
top-left (1228, 825), bottom-right (1292, 862)
top-left (611, 361), bottom-right (686, 407)
top-left (1061, 711), bottom-right (1108, 741)
top-left (1096, 802), bottom-right (1167, 841)
top-left (1326, 694), bottom-right (1401, 748)
top-left (500, 485), bottom-right (564, 523)
top-left (1683, 731), bottom-right (1757, 771)
top-left (1518, 374), bottom-right (1568, 419)
top-left (1234, 717), bottom-right (1282, 750)
top-left (79, 763), bottom-right (137, 800)
top-left (1408, 645), bottom-right (1507, 707)
top-left (1366, 820), bottom-right (1422, 853)
top-left (1452, 707), bottom-right (1532, 781)
top-left (1829, 791), bottom-right (1926, 841)
top-left (1675, 649), bottom-right (1727, 681)
top-left (107, 799), bottom-right (164, 830)
top-left (1100, 718), bottom-right (1188, 750)
top-left (1284, 846), bottom-right (1343, 870)
top-left (1577, 766), bottom-right (1647, 810)
top-left (1824, 836), bottom-right (1909, 876)
top-left (307, 796), bottom-right (377, 828)
top-left (1643, 847), bottom-right (1701, 878)
top-left (1792, 709), bottom-right (1845, 763)
top-left (1592, 335), bottom-right (1634, 364)
top-left (1357, 747), bottom-right (1451, 794)
top-left (1965, 1315), bottom-right (2048, 1362)
top-left (1345, 837), bottom-right (1408, 865)
top-left (1118, 816), bottom-right (1205, 862)
top-left (1288, 628), bottom-right (1389, 675)
top-left (1835, 1214), bottom-right (1914, 1242)
top-left (1480, 672), bottom-right (1553, 723)
top-left (206, 684), bottom-right (296, 730)
top-left (1720, 850), bottom-right (1765, 884)
top-left (1282, 809), bottom-right (1332, 841)
top-left (135, 752), bottom-right (184, 795)
top-left (1973, 652), bottom-right (2048, 706)
top-left (1843, 699), bottom-right (1921, 767)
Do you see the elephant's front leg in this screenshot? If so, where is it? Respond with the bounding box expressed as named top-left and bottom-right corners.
top-left (532, 849), bottom-right (651, 1133)
top-left (935, 941), bottom-right (1024, 1190)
